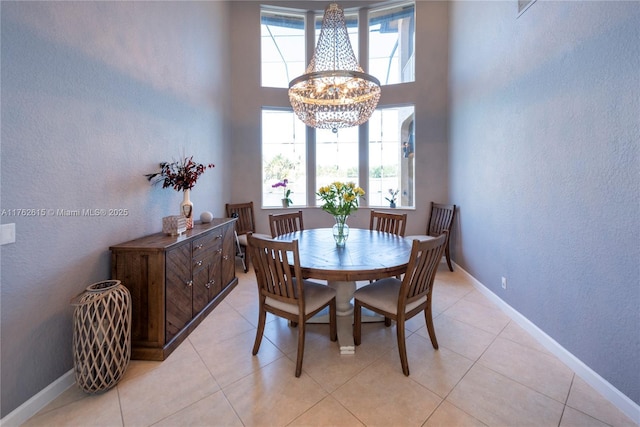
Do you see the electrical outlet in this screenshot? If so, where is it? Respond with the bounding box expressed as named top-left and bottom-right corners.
top-left (501, 276), bottom-right (507, 289)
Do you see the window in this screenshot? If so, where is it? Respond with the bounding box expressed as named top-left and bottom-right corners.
top-left (261, 9), bottom-right (306, 88)
top-left (369, 3), bottom-right (415, 85)
top-left (316, 126), bottom-right (360, 189)
top-left (259, 2), bottom-right (417, 209)
top-left (368, 106), bottom-right (415, 208)
top-left (261, 109), bottom-right (307, 207)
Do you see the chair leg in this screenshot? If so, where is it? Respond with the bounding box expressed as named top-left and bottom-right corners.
top-left (424, 307), bottom-right (439, 349)
top-left (384, 317), bottom-right (392, 327)
top-left (445, 244), bottom-right (453, 272)
top-left (396, 317), bottom-right (409, 376)
top-left (252, 304), bottom-right (267, 355)
top-left (241, 251), bottom-right (248, 273)
top-left (243, 245), bottom-right (251, 273)
top-left (329, 299), bottom-right (337, 342)
top-left (353, 300), bottom-right (362, 346)
top-left (295, 317), bottom-right (305, 377)
top-left (235, 234), bottom-right (248, 273)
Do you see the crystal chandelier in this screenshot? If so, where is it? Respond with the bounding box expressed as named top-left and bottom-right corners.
top-left (288, 3), bottom-right (381, 132)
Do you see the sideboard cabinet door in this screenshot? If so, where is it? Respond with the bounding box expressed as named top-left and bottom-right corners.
top-left (221, 225), bottom-right (235, 292)
top-left (192, 231), bottom-right (222, 314)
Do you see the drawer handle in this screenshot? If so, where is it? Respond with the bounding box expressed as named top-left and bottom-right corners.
top-left (194, 243), bottom-right (204, 250)
top-left (216, 234), bottom-right (223, 240)
top-left (195, 260), bottom-right (203, 267)
top-left (223, 255), bottom-right (229, 260)
top-left (217, 249), bottom-right (223, 254)
top-left (186, 280), bottom-right (193, 287)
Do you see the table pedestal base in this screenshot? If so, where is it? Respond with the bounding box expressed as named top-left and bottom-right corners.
top-left (307, 280), bottom-right (383, 354)
top-left (328, 280), bottom-right (356, 316)
top-left (336, 316), bottom-right (355, 354)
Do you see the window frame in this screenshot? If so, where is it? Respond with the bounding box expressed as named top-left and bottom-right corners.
top-left (259, 2), bottom-right (417, 209)
top-left (368, 2), bottom-right (416, 85)
top-left (260, 8), bottom-right (307, 89)
top-left (260, 108), bottom-right (308, 208)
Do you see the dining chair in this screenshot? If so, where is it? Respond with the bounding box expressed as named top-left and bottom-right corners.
top-left (269, 210), bottom-right (304, 237)
top-left (247, 233), bottom-right (337, 377)
top-left (405, 202), bottom-right (456, 271)
top-left (369, 210), bottom-right (408, 283)
top-left (225, 201), bottom-right (269, 272)
top-left (369, 210), bottom-right (407, 237)
top-left (353, 232), bottom-right (448, 376)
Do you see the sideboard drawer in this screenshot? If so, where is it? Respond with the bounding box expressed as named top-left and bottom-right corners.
top-left (192, 232), bottom-right (222, 253)
top-left (192, 234), bottom-right (222, 271)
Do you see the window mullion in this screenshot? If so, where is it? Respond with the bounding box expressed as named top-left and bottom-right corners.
top-left (358, 7), bottom-right (369, 72)
top-left (307, 126), bottom-right (316, 207)
top-left (305, 10), bottom-right (315, 66)
top-left (359, 7), bottom-right (371, 205)
top-left (359, 123), bottom-right (369, 207)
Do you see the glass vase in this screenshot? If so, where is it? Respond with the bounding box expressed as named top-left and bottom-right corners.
top-left (332, 215), bottom-right (349, 247)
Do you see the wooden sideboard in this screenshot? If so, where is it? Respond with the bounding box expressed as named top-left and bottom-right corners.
top-left (110, 219), bottom-right (237, 361)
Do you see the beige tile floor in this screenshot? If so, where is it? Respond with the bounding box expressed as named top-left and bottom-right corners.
top-left (24, 262), bottom-right (637, 427)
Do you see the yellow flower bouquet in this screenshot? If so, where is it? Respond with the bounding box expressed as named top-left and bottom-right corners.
top-left (317, 181), bottom-right (365, 217)
top-left (317, 182), bottom-right (365, 246)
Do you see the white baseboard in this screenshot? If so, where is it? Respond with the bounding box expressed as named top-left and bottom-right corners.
top-left (1, 369), bottom-right (75, 427)
top-left (454, 263), bottom-right (640, 425)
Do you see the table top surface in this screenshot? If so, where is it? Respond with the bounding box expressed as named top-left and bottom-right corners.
top-left (273, 228), bottom-right (413, 282)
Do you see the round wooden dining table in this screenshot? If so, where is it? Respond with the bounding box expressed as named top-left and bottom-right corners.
top-left (273, 227), bottom-right (414, 354)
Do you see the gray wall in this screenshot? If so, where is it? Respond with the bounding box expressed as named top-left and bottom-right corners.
top-left (2, 0), bottom-right (638, 418)
top-left (0, 1), bottom-right (231, 416)
top-left (228, 1), bottom-right (450, 235)
top-left (449, 1), bottom-right (639, 405)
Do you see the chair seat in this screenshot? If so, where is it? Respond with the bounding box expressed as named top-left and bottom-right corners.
top-left (354, 278), bottom-right (426, 315)
top-left (404, 235), bottom-right (435, 242)
top-left (238, 233), bottom-right (270, 247)
top-left (266, 281), bottom-right (336, 315)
